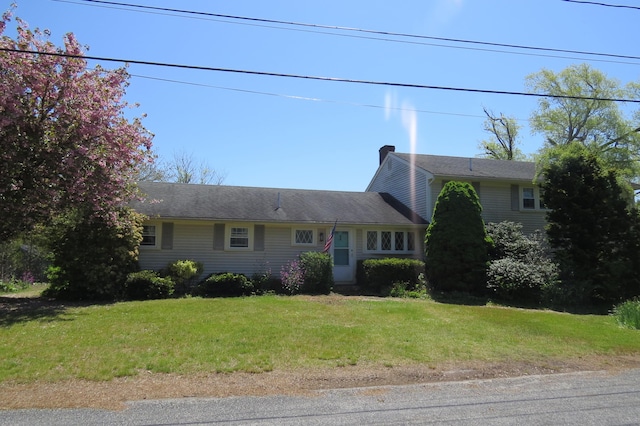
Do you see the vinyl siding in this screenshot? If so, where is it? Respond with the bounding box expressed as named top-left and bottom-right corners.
top-left (139, 220), bottom-right (426, 283)
top-left (428, 180), bottom-right (546, 234)
top-left (139, 221), bottom-right (332, 276)
top-left (368, 156), bottom-right (429, 220)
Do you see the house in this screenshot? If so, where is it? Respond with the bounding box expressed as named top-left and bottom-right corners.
top-left (366, 145), bottom-right (546, 234)
top-left (133, 146), bottom-right (548, 285)
top-left (133, 182), bottom-right (428, 285)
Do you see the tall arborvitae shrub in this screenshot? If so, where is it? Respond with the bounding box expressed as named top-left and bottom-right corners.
top-left (425, 181), bottom-right (493, 295)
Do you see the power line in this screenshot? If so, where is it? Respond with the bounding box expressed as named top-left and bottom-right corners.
top-left (66, 0), bottom-right (640, 64)
top-left (561, 0), bottom-right (640, 10)
top-left (56, 0), bottom-right (640, 67)
top-left (2, 47), bottom-right (639, 103)
top-left (130, 73), bottom-right (492, 120)
top-left (4, 46), bottom-right (640, 104)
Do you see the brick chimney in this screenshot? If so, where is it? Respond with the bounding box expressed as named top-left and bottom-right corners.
top-left (379, 145), bottom-right (395, 165)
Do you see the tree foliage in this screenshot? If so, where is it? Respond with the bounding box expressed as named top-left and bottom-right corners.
top-left (527, 64), bottom-right (640, 178)
top-left (425, 181), bottom-right (492, 295)
top-left (0, 10), bottom-right (153, 239)
top-left (478, 107), bottom-right (526, 160)
top-left (43, 207), bottom-right (144, 301)
top-left (541, 144), bottom-right (640, 305)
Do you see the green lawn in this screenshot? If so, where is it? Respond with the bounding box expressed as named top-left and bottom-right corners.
top-left (1, 294), bottom-right (639, 383)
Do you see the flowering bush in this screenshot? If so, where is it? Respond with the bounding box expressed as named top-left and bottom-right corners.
top-left (280, 259), bottom-right (305, 295)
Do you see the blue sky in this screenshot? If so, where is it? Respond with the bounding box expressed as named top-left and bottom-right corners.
top-left (4, 0), bottom-right (640, 191)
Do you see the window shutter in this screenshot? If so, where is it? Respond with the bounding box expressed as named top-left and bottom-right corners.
top-left (161, 222), bottom-right (174, 250)
top-left (511, 185), bottom-right (519, 211)
top-left (254, 225), bottom-right (265, 251)
top-left (213, 224), bottom-right (225, 250)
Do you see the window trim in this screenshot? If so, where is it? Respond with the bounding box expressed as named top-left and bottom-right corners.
top-left (140, 223), bottom-right (161, 249)
top-left (225, 224), bottom-right (253, 251)
top-left (292, 228), bottom-right (316, 246)
top-left (141, 225), bottom-right (157, 246)
top-left (520, 186), bottom-right (548, 211)
top-left (363, 230), bottom-right (417, 253)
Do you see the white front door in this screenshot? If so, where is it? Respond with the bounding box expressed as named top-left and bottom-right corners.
top-left (332, 229), bottom-right (354, 283)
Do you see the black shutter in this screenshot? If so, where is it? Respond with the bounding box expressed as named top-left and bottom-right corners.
top-left (254, 225), bottom-right (265, 251)
top-left (511, 185), bottom-right (520, 211)
top-left (161, 222), bottom-right (174, 250)
top-left (213, 224), bottom-right (225, 250)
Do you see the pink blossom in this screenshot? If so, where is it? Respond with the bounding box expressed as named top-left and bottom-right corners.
top-left (0, 12), bottom-right (154, 238)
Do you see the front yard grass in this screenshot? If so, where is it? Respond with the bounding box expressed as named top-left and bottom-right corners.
top-left (1, 295), bottom-right (639, 383)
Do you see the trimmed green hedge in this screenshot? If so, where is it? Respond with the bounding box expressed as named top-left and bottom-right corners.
top-left (124, 270), bottom-right (174, 301)
top-left (358, 258), bottom-right (425, 293)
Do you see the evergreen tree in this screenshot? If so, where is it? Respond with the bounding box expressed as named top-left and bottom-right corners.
top-left (541, 144), bottom-right (640, 305)
top-left (425, 181), bottom-right (493, 295)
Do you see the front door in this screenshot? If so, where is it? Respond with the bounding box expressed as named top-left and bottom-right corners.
top-left (332, 229), bottom-right (354, 283)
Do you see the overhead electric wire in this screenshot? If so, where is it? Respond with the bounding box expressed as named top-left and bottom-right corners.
top-left (55, 0), bottom-right (640, 67)
top-left (130, 73), bottom-right (492, 120)
top-left (66, 0), bottom-right (640, 64)
top-left (561, 0), bottom-right (640, 11)
top-left (3, 46), bottom-right (640, 104)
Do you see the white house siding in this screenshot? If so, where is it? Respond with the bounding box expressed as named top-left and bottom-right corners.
top-left (139, 220), bottom-right (330, 279)
top-left (138, 221), bottom-right (427, 284)
top-left (478, 182), bottom-right (546, 234)
top-left (427, 180), bottom-right (546, 235)
top-left (368, 156), bottom-right (429, 220)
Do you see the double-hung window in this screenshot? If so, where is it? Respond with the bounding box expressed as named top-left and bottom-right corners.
top-left (230, 227), bottom-right (249, 248)
top-left (141, 225), bottom-right (156, 246)
top-left (521, 187), bottom-right (547, 211)
top-left (522, 187), bottom-right (536, 209)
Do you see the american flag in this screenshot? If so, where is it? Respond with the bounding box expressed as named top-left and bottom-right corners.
top-left (323, 221), bottom-right (337, 253)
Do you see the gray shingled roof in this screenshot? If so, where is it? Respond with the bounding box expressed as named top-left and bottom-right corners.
top-left (393, 153), bottom-right (537, 181)
top-left (134, 182), bottom-right (428, 225)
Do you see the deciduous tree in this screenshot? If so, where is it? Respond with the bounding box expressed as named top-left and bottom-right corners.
top-left (0, 9), bottom-right (153, 239)
top-left (478, 107), bottom-right (526, 160)
top-left (527, 64), bottom-right (640, 178)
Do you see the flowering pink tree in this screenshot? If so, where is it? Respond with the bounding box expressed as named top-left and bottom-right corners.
top-left (0, 8), bottom-right (154, 239)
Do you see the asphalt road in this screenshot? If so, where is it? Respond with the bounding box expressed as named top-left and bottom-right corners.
top-left (2, 369), bottom-right (640, 425)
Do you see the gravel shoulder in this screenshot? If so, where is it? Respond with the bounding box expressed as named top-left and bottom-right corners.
top-left (3, 355), bottom-right (640, 410)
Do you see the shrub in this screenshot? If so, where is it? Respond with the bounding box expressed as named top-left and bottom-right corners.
top-left (42, 208), bottom-right (143, 301)
top-left (486, 258), bottom-right (554, 302)
top-left (612, 299), bottom-right (640, 330)
top-left (425, 181), bottom-right (492, 295)
top-left (124, 270), bottom-right (174, 301)
top-left (0, 277), bottom-right (31, 293)
top-left (196, 272), bottom-right (254, 298)
top-left (359, 258), bottom-right (425, 293)
top-left (163, 259), bottom-right (203, 295)
top-left (485, 222), bottom-right (559, 304)
top-left (299, 251), bottom-right (333, 294)
top-left (251, 268), bottom-right (282, 294)
top-left (280, 259), bottom-right (305, 295)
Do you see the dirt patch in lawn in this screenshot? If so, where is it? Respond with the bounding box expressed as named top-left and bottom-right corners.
top-left (2, 355), bottom-right (640, 411)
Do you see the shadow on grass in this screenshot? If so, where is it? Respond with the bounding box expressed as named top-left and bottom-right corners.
top-left (0, 296), bottom-right (86, 327)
